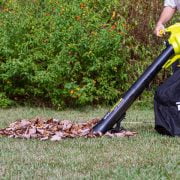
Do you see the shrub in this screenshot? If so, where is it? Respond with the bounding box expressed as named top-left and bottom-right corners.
top-left (0, 92), bottom-right (13, 108)
top-left (0, 0), bottom-right (130, 108)
top-left (0, 0), bottom-right (174, 108)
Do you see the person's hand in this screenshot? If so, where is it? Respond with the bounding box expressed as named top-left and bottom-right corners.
top-left (154, 23), bottom-right (165, 37)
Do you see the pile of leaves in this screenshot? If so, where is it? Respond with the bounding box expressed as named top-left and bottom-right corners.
top-left (0, 117), bottom-right (137, 141)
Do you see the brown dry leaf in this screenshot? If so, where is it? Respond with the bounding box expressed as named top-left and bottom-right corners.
top-left (29, 127), bottom-right (37, 135)
top-left (60, 120), bottom-right (73, 131)
top-left (0, 130), bottom-right (5, 135)
top-left (51, 134), bottom-right (63, 141)
top-left (18, 120), bottom-right (31, 128)
top-left (0, 117), bottom-right (137, 141)
top-left (124, 131), bottom-right (137, 136)
top-left (113, 132), bottom-right (126, 137)
top-left (36, 128), bottom-right (44, 134)
top-left (78, 128), bottom-right (90, 136)
top-left (40, 136), bottom-right (49, 141)
top-left (104, 132), bottom-right (115, 138)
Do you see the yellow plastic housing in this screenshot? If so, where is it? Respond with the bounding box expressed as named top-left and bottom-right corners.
top-left (163, 23), bottom-right (180, 69)
top-left (166, 23), bottom-right (180, 55)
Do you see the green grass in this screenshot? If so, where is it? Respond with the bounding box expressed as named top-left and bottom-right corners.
top-left (0, 106), bottom-right (180, 180)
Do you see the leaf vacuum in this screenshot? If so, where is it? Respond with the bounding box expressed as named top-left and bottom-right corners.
top-left (93, 23), bottom-right (180, 134)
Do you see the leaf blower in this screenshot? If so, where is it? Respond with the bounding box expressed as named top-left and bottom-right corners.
top-left (93, 23), bottom-right (180, 134)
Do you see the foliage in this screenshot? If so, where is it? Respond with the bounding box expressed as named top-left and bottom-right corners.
top-left (0, 0), bottom-right (129, 108)
top-left (0, 92), bottom-right (12, 108)
top-left (0, 0), bottom-right (172, 108)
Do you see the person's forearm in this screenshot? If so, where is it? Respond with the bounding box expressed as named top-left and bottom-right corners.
top-left (157, 6), bottom-right (176, 25)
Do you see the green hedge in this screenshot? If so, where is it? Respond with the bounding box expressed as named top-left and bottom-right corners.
top-left (0, 0), bottom-right (168, 108)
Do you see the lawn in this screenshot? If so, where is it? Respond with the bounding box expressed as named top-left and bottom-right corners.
top-left (0, 106), bottom-right (179, 179)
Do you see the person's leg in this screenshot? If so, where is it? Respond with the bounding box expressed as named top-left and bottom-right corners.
top-left (154, 69), bottom-right (180, 136)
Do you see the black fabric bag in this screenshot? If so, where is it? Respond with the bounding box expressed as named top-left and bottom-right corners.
top-left (154, 68), bottom-right (180, 136)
